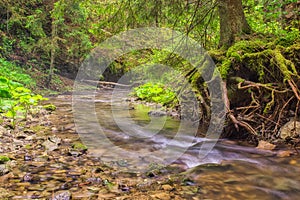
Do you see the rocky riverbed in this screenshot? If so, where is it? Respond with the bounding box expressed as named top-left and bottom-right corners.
top-left (0, 93), bottom-right (300, 200)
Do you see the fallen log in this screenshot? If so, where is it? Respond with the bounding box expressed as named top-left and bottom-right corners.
top-left (83, 80), bottom-right (133, 88)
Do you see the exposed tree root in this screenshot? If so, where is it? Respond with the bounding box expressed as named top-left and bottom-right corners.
top-left (223, 80), bottom-right (257, 136)
top-left (209, 39), bottom-right (300, 142)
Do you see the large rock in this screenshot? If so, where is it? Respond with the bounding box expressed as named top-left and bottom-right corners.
top-left (279, 120), bottom-right (300, 139)
top-left (148, 110), bottom-right (167, 117)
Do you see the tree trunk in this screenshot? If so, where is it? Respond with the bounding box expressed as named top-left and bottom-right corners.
top-left (46, 16), bottom-right (57, 88)
top-left (218, 0), bottom-right (251, 48)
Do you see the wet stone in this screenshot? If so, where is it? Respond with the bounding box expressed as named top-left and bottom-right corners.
top-left (0, 164), bottom-right (9, 176)
top-left (24, 154), bottom-right (33, 161)
top-left (151, 192), bottom-right (171, 200)
top-left (51, 190), bottom-right (71, 200)
top-left (67, 150), bottom-right (82, 157)
top-left (60, 182), bottom-right (73, 190)
top-left (256, 140), bottom-right (276, 150)
top-left (148, 110), bottom-right (167, 117)
top-left (42, 139), bottom-right (59, 151)
top-left (23, 173), bottom-right (33, 182)
top-left (87, 186), bottom-right (101, 193)
top-left (162, 184), bottom-right (174, 191)
top-left (86, 177), bottom-right (102, 184)
top-left (119, 184), bottom-right (130, 192)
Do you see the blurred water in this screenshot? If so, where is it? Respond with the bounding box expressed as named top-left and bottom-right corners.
top-left (53, 89), bottom-right (300, 199)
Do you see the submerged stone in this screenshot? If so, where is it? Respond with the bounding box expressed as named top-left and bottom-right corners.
top-left (148, 110), bottom-right (167, 117)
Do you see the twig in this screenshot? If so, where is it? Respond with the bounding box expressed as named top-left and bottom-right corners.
top-left (222, 80), bottom-right (257, 135)
top-left (288, 79), bottom-right (300, 101)
top-left (275, 96), bottom-right (294, 131)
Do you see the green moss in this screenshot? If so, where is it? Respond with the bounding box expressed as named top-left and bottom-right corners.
top-left (29, 125), bottom-right (44, 132)
top-left (263, 90), bottom-right (275, 113)
top-left (284, 43), bottom-right (300, 67)
top-left (218, 39), bottom-right (270, 79)
top-left (219, 59), bottom-right (232, 79)
top-left (72, 142), bottom-right (88, 151)
top-left (208, 49), bottom-right (226, 63)
top-left (226, 40), bottom-right (266, 58)
top-left (242, 49), bottom-right (273, 81)
top-left (223, 43), bottom-right (298, 82)
top-left (43, 104), bottom-right (56, 111)
top-left (0, 155), bottom-right (10, 164)
top-left (272, 48), bottom-right (297, 81)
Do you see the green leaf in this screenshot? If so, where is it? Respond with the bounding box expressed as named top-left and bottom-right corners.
top-left (0, 77), bottom-right (8, 84)
top-left (5, 110), bottom-right (16, 118)
top-left (0, 89), bottom-right (11, 98)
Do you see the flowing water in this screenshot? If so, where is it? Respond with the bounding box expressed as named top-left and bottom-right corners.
top-left (51, 89), bottom-right (300, 199)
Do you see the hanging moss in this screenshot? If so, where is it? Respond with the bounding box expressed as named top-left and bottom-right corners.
top-left (272, 48), bottom-right (298, 81)
top-left (217, 39), bottom-right (269, 79)
top-left (242, 49), bottom-right (274, 82)
top-left (220, 59), bottom-right (232, 79)
top-left (284, 43), bottom-right (300, 66)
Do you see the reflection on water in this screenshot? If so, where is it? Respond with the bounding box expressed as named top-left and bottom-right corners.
top-left (54, 89), bottom-right (300, 199)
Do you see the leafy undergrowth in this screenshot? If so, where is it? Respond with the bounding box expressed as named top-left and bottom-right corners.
top-left (0, 59), bottom-right (35, 88)
top-left (132, 82), bottom-right (178, 107)
top-left (0, 60), bottom-right (49, 128)
top-left (0, 58), bottom-right (73, 96)
top-left (0, 76), bottom-right (48, 127)
top-left (0, 59), bottom-right (68, 129)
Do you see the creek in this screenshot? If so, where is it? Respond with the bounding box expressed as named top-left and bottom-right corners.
top-left (49, 88), bottom-right (300, 199)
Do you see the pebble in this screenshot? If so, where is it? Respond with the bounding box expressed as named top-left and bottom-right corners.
top-left (277, 150), bottom-right (292, 157)
top-left (151, 192), bottom-right (171, 200)
top-left (256, 140), bottom-right (276, 150)
top-left (162, 184), bottom-right (173, 191)
top-left (51, 190), bottom-right (71, 200)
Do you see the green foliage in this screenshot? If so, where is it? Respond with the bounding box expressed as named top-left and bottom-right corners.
top-left (0, 35), bottom-right (15, 54)
top-left (244, 0), bottom-right (299, 37)
top-left (133, 82), bottom-right (177, 106)
top-left (0, 76), bottom-right (47, 128)
top-left (274, 28), bottom-right (300, 47)
top-left (0, 59), bottom-right (35, 88)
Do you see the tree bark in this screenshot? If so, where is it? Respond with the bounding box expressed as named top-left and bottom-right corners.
top-left (218, 0), bottom-right (251, 48)
top-left (46, 11), bottom-right (57, 88)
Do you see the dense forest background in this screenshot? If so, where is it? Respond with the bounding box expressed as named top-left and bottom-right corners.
top-left (0, 0), bottom-right (299, 142)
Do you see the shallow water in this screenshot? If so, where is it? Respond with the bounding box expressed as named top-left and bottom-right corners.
top-left (51, 89), bottom-right (300, 199)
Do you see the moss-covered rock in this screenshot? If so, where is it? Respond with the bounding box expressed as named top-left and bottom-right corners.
top-left (43, 104), bottom-right (57, 111)
top-left (72, 142), bottom-right (88, 151)
top-left (0, 155), bottom-right (10, 164)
